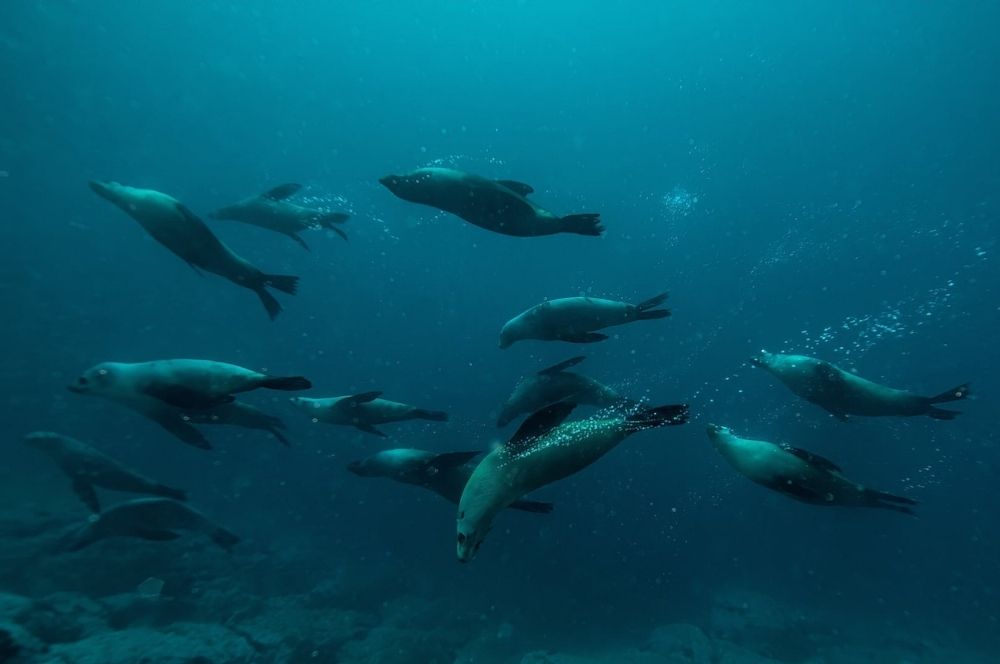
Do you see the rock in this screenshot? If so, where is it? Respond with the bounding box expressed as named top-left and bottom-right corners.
top-left (646, 623), bottom-right (715, 661)
top-left (338, 626), bottom-right (462, 664)
top-left (0, 620), bottom-right (46, 663)
top-left (21, 592), bottom-right (107, 644)
top-left (45, 622), bottom-right (259, 664)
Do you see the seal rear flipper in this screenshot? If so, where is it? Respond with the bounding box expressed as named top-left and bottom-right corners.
top-left (559, 332), bottom-right (609, 344)
top-left (287, 233), bottom-right (311, 251)
top-left (150, 414), bottom-right (212, 450)
top-left (783, 447), bottom-right (842, 472)
top-left (538, 356), bottom-right (586, 375)
top-left (136, 528), bottom-right (182, 542)
top-left (144, 384), bottom-right (235, 410)
top-left (254, 287), bottom-right (283, 321)
top-left (262, 183), bottom-right (303, 200)
top-left (269, 427), bottom-right (291, 447)
top-left (429, 451), bottom-right (481, 471)
top-left (210, 526), bottom-right (241, 552)
top-left (354, 423), bottom-right (387, 437)
top-left (509, 402), bottom-right (577, 450)
top-left (315, 211), bottom-right (350, 230)
top-left (71, 479), bottom-right (100, 513)
top-left (496, 180), bottom-right (535, 197)
top-left (559, 213), bottom-right (604, 236)
top-left (864, 489), bottom-right (918, 516)
top-left (509, 499), bottom-right (554, 514)
top-left (927, 383), bottom-right (971, 404)
top-left (772, 478), bottom-right (827, 504)
top-left (258, 376), bottom-right (312, 391)
top-left (413, 409), bottom-right (448, 422)
top-left (261, 273), bottom-right (299, 295)
top-left (625, 404), bottom-right (689, 432)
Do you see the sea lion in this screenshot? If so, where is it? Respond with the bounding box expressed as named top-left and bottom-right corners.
top-left (752, 351), bottom-right (970, 420)
top-left (705, 424), bottom-right (917, 514)
top-left (289, 392), bottom-right (447, 437)
top-left (348, 449), bottom-right (553, 513)
top-left (379, 167), bottom-right (603, 237)
top-left (62, 498), bottom-right (239, 552)
top-left (209, 182), bottom-right (350, 250)
top-left (68, 359), bottom-right (310, 449)
top-left (182, 401), bottom-right (291, 447)
top-left (499, 292), bottom-right (671, 348)
top-left (496, 355), bottom-right (627, 427)
top-left (457, 400), bottom-right (689, 562)
top-left (88, 181), bottom-right (300, 320)
top-left (24, 432), bottom-right (187, 513)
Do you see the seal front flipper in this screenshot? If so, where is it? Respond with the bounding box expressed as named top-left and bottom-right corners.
top-left (262, 183), bottom-right (303, 201)
top-left (771, 477), bottom-right (827, 504)
top-left (559, 332), bottom-right (609, 344)
top-left (538, 356), bottom-right (586, 375)
top-left (509, 499), bottom-right (554, 513)
top-left (783, 447), bottom-right (842, 472)
top-left (354, 422), bottom-right (387, 437)
top-left (429, 451), bottom-right (481, 471)
top-left (496, 180), bottom-right (535, 197)
top-left (71, 479), bottom-right (101, 513)
top-left (508, 402), bottom-right (577, 450)
top-left (559, 213), bottom-right (604, 237)
top-left (143, 384), bottom-right (235, 410)
top-left (343, 391), bottom-right (383, 404)
top-left (149, 412), bottom-right (212, 450)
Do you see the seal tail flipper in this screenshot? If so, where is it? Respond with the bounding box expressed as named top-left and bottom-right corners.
top-left (287, 233), bottom-right (310, 251)
top-left (71, 479), bottom-right (101, 513)
top-left (509, 500), bottom-right (554, 513)
top-left (864, 489), bottom-right (918, 516)
top-left (259, 376), bottom-right (312, 391)
top-left (928, 383), bottom-right (971, 404)
top-left (633, 291), bottom-right (671, 320)
top-left (413, 409), bottom-right (448, 422)
top-left (625, 403), bottom-right (689, 432)
top-left (153, 484), bottom-right (188, 502)
top-left (209, 526), bottom-right (241, 552)
top-left (559, 213), bottom-right (604, 236)
top-left (262, 273), bottom-right (299, 296)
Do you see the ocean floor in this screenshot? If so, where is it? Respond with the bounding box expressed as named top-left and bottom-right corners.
top-left (0, 505), bottom-right (994, 664)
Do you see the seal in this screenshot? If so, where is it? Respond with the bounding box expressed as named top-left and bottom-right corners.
top-left (183, 401), bottom-right (291, 447)
top-left (499, 292), bottom-right (670, 348)
top-left (68, 359), bottom-right (310, 449)
top-left (62, 498), bottom-right (239, 552)
top-left (348, 448), bottom-right (553, 513)
top-left (289, 391), bottom-right (447, 437)
top-left (210, 182), bottom-right (349, 250)
top-left (457, 400), bottom-right (688, 562)
top-left (88, 180), bottom-right (300, 319)
top-left (705, 424), bottom-right (917, 514)
top-left (752, 350), bottom-right (970, 420)
top-left (24, 431), bottom-right (186, 513)
top-left (496, 356), bottom-right (627, 427)
top-left (379, 167), bottom-right (603, 237)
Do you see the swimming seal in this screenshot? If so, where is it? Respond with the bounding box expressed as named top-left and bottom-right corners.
top-left (752, 351), bottom-right (969, 420)
top-left (289, 391), bottom-right (447, 437)
top-left (379, 167), bottom-right (603, 237)
top-left (706, 424), bottom-right (917, 515)
top-left (210, 182), bottom-right (349, 250)
top-left (457, 400), bottom-right (688, 562)
top-left (499, 292), bottom-right (670, 348)
top-left (347, 448), bottom-right (552, 513)
top-left (89, 180), bottom-right (299, 319)
top-left (63, 498), bottom-right (239, 552)
top-left (24, 431), bottom-right (186, 513)
top-left (496, 356), bottom-right (626, 427)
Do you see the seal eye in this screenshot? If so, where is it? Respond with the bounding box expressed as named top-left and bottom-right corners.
top-left (98, 369), bottom-right (108, 376)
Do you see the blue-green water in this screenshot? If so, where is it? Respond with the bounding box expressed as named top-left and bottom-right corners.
top-left (1, 2), bottom-right (997, 662)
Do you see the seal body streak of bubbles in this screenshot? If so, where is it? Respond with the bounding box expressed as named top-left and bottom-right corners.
top-left (68, 359), bottom-right (311, 449)
top-left (289, 391), bottom-right (448, 437)
top-left (209, 182), bottom-right (350, 250)
top-left (62, 498), bottom-right (240, 552)
top-left (499, 292), bottom-right (671, 348)
top-left (88, 181), bottom-right (300, 320)
top-left (347, 448), bottom-right (553, 513)
top-left (705, 424), bottom-right (917, 515)
top-left (456, 400), bottom-right (689, 563)
top-left (24, 432), bottom-right (186, 513)
top-left (379, 167), bottom-right (603, 237)
top-left (496, 355), bottom-right (628, 427)
top-left (752, 351), bottom-right (970, 421)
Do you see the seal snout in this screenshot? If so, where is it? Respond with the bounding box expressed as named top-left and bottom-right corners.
top-left (378, 175), bottom-right (400, 190)
top-left (88, 180), bottom-right (114, 200)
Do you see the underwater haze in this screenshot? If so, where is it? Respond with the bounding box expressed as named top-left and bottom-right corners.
top-left (1, 1), bottom-right (998, 663)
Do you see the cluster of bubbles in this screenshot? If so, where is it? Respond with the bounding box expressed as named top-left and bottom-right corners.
top-left (661, 186), bottom-right (699, 221)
